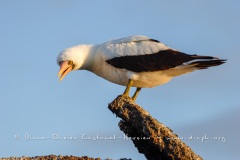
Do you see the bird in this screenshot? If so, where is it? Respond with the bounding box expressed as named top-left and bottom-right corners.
top-left (57, 35), bottom-right (226, 101)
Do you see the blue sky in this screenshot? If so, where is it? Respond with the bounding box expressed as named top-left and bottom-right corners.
top-left (0, 1), bottom-right (239, 159)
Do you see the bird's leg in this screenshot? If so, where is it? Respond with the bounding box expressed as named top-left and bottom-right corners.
top-left (123, 79), bottom-right (133, 96)
top-left (132, 87), bottom-right (141, 102)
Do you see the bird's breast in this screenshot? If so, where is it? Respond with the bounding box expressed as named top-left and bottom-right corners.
top-left (89, 61), bottom-right (172, 88)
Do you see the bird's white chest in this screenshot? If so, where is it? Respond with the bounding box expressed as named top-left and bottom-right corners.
top-left (91, 61), bottom-right (130, 86)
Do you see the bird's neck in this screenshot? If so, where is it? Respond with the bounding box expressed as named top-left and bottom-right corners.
top-left (79, 44), bottom-right (99, 71)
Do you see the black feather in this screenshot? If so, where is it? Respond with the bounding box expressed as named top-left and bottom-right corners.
top-left (106, 49), bottom-right (226, 72)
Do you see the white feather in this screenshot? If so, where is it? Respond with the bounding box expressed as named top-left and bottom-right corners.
top-left (99, 35), bottom-right (170, 60)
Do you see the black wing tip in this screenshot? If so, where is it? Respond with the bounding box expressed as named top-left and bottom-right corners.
top-left (149, 39), bottom-right (160, 43)
top-left (219, 59), bottom-right (227, 62)
top-left (192, 54), bottom-right (227, 61)
top-left (190, 54), bottom-right (227, 68)
top-left (193, 59), bottom-right (227, 69)
top-left (218, 59), bottom-right (227, 65)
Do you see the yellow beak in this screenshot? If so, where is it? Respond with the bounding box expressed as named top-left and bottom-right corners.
top-left (58, 61), bottom-right (73, 81)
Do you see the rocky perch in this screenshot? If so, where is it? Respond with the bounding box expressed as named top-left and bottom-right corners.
top-left (108, 95), bottom-right (202, 160)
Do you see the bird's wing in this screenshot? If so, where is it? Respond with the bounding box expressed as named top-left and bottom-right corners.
top-left (100, 35), bottom-right (170, 59)
top-left (100, 35), bottom-right (223, 73)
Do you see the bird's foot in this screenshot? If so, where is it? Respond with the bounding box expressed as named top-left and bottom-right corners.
top-left (131, 87), bottom-right (141, 102)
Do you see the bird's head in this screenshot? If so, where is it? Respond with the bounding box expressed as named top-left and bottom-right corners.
top-left (57, 45), bottom-right (91, 81)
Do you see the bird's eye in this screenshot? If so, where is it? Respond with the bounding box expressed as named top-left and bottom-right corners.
top-left (59, 61), bottom-right (63, 65)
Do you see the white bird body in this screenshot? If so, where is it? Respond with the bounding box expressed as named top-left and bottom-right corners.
top-left (57, 35), bottom-right (225, 100)
top-left (95, 36), bottom-right (172, 87)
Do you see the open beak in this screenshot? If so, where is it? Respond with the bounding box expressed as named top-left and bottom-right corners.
top-left (58, 61), bottom-right (73, 81)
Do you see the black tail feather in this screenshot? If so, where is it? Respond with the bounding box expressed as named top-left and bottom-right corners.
top-left (189, 55), bottom-right (226, 69)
